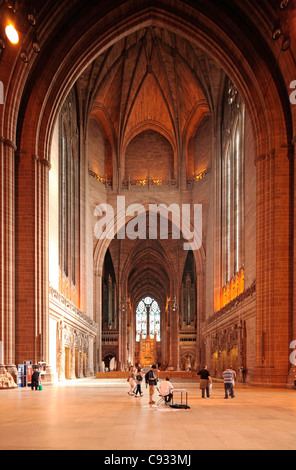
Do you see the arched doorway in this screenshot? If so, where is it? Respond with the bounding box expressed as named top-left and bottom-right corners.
top-left (103, 354), bottom-right (117, 372)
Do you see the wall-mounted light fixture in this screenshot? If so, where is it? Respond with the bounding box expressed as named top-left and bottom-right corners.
top-left (0, 0), bottom-right (39, 61)
top-left (170, 296), bottom-right (178, 312)
top-left (5, 23), bottom-right (19, 44)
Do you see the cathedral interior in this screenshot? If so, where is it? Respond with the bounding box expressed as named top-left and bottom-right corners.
top-left (0, 0), bottom-right (296, 391)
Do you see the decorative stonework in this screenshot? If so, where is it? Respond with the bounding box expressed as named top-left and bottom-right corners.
top-left (89, 169), bottom-right (112, 189)
top-left (49, 284), bottom-right (97, 331)
top-left (205, 281), bottom-right (256, 327)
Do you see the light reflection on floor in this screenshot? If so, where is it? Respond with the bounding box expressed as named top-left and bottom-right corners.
top-left (1, 377), bottom-right (296, 450)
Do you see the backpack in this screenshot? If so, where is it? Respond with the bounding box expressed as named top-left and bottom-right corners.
top-left (136, 373), bottom-right (143, 382)
top-left (147, 370), bottom-right (157, 385)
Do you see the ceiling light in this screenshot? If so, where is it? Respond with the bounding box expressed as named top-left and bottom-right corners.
top-left (20, 51), bottom-right (28, 63)
top-left (282, 36), bottom-right (291, 51)
top-left (272, 26), bottom-right (282, 40)
top-left (5, 23), bottom-right (19, 44)
top-left (32, 41), bottom-right (40, 53)
top-left (32, 38), bottom-right (40, 53)
top-left (280, 0), bottom-right (289, 10)
top-left (27, 13), bottom-right (36, 26)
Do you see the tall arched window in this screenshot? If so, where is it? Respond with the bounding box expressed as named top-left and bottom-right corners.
top-left (222, 81), bottom-right (245, 299)
top-left (136, 297), bottom-right (161, 342)
top-left (59, 90), bottom-right (80, 293)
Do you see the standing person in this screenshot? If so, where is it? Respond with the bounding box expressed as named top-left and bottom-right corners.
top-left (223, 365), bottom-right (237, 399)
top-left (197, 365), bottom-right (212, 398)
top-left (127, 366), bottom-right (136, 396)
top-left (147, 365), bottom-right (158, 404)
top-left (134, 367), bottom-right (144, 397)
top-left (31, 368), bottom-right (40, 391)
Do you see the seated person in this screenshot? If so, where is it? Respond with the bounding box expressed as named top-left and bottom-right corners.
top-left (159, 377), bottom-right (174, 403)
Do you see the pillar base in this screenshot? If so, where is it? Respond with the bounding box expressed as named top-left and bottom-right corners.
top-left (42, 365), bottom-right (55, 385)
top-left (287, 365), bottom-right (296, 389)
top-left (250, 366), bottom-right (290, 388)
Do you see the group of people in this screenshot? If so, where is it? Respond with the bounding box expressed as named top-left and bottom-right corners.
top-left (127, 365), bottom-right (144, 397)
top-left (197, 364), bottom-right (237, 399)
top-left (127, 364), bottom-right (174, 405)
top-left (127, 363), bottom-right (238, 404)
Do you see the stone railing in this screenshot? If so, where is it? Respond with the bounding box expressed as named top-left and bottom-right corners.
top-left (187, 168), bottom-right (210, 186)
top-left (89, 170), bottom-right (112, 189)
top-left (49, 284), bottom-right (98, 332)
top-left (204, 280), bottom-right (256, 328)
top-left (121, 175), bottom-right (177, 190)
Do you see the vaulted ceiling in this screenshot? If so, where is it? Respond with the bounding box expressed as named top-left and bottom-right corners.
top-left (78, 26), bottom-right (225, 164)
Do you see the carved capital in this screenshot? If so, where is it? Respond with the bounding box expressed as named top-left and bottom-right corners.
top-left (0, 136), bottom-right (17, 151)
top-left (39, 158), bottom-right (52, 170)
top-left (254, 154), bottom-right (267, 167)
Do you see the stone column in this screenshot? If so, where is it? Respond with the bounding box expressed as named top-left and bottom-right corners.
top-left (118, 294), bottom-right (128, 371)
top-left (88, 336), bottom-right (94, 376)
top-left (15, 152), bottom-right (53, 382)
top-left (94, 268), bottom-right (103, 372)
top-left (288, 137), bottom-right (296, 387)
top-left (252, 148), bottom-right (291, 386)
top-left (170, 297), bottom-right (180, 370)
top-left (39, 158), bottom-right (51, 369)
top-left (0, 137), bottom-right (17, 377)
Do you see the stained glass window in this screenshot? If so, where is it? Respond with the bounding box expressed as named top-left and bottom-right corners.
top-left (136, 297), bottom-right (161, 342)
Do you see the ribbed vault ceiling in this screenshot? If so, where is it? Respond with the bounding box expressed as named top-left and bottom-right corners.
top-left (79, 26), bottom-right (224, 158)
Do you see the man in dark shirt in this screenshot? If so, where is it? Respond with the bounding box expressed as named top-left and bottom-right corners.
top-left (31, 369), bottom-right (40, 391)
top-left (148, 365), bottom-right (158, 404)
top-left (197, 365), bottom-right (212, 398)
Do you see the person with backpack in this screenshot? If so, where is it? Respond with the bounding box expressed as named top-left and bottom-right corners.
top-left (134, 367), bottom-right (144, 397)
top-left (147, 364), bottom-right (158, 404)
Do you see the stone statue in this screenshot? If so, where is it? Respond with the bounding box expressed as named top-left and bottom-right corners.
top-left (0, 369), bottom-right (17, 389)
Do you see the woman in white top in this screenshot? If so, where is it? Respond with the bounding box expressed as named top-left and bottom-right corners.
top-left (128, 366), bottom-right (136, 395)
top-left (134, 367), bottom-right (144, 397)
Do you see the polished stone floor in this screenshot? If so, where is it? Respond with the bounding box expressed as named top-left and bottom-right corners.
top-left (1, 377), bottom-right (296, 450)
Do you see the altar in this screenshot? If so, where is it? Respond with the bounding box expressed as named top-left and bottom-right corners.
top-left (138, 335), bottom-right (157, 367)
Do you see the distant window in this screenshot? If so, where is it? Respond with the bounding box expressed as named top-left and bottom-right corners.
top-left (136, 297), bottom-right (161, 342)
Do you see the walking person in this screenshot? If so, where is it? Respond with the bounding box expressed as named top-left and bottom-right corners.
top-left (31, 368), bottom-right (40, 391)
top-left (147, 364), bottom-right (158, 404)
top-left (134, 367), bottom-right (144, 397)
top-left (127, 366), bottom-right (136, 396)
top-left (223, 365), bottom-right (237, 399)
top-left (197, 365), bottom-right (212, 398)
